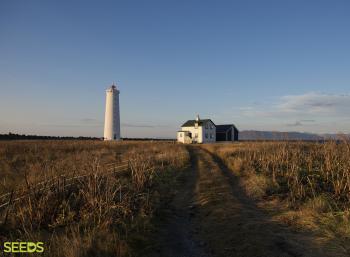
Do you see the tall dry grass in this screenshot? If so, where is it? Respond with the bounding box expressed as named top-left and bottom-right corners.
top-left (203, 141), bottom-right (350, 252)
top-left (0, 140), bottom-right (190, 257)
top-left (205, 141), bottom-right (350, 207)
top-left (0, 140), bottom-right (136, 194)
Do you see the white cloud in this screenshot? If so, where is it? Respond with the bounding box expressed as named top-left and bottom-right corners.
top-left (238, 92), bottom-right (350, 133)
top-left (278, 92), bottom-right (350, 116)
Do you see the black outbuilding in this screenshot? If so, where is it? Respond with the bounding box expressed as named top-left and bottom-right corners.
top-left (216, 124), bottom-right (239, 141)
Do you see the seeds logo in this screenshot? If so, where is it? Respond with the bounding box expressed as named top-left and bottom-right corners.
top-left (2, 242), bottom-right (44, 253)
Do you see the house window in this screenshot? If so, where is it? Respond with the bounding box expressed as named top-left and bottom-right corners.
top-left (205, 123), bottom-right (208, 129)
top-left (195, 133), bottom-right (198, 138)
top-left (210, 124), bottom-right (213, 129)
top-left (179, 133), bottom-right (182, 137)
top-left (210, 133), bottom-right (213, 139)
top-left (205, 133), bottom-right (208, 139)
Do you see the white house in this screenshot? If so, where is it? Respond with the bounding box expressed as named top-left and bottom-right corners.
top-left (177, 115), bottom-right (216, 144)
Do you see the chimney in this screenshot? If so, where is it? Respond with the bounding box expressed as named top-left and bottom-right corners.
top-left (195, 114), bottom-right (200, 128)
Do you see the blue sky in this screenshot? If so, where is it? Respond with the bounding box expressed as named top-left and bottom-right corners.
top-left (0, 0), bottom-right (349, 138)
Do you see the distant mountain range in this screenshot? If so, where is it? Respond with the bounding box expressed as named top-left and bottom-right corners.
top-left (239, 130), bottom-right (349, 141)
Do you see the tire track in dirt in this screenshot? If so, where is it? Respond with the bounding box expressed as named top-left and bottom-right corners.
top-left (147, 148), bottom-right (209, 257)
top-left (149, 146), bottom-right (338, 257)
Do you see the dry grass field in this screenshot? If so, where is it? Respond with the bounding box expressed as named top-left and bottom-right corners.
top-left (0, 141), bottom-right (190, 257)
top-left (0, 140), bottom-right (349, 257)
top-left (202, 140), bottom-right (350, 255)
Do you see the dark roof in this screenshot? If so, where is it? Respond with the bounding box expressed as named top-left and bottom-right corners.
top-left (181, 119), bottom-right (216, 127)
top-left (216, 124), bottom-right (239, 133)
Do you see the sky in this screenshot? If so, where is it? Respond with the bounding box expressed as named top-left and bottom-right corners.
top-left (0, 0), bottom-right (350, 138)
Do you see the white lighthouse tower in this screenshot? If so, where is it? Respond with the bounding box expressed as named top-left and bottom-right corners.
top-left (104, 83), bottom-right (120, 141)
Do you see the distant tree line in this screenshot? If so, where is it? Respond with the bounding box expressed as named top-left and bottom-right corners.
top-left (0, 132), bottom-right (175, 141)
top-left (0, 132), bottom-right (100, 140)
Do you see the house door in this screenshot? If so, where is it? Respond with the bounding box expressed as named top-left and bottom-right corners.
top-left (194, 133), bottom-right (198, 143)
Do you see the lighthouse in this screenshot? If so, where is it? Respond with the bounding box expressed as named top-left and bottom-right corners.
top-left (104, 83), bottom-right (120, 141)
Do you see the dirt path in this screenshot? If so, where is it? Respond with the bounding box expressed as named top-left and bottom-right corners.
top-left (149, 146), bottom-right (338, 257)
top-left (148, 147), bottom-right (209, 257)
